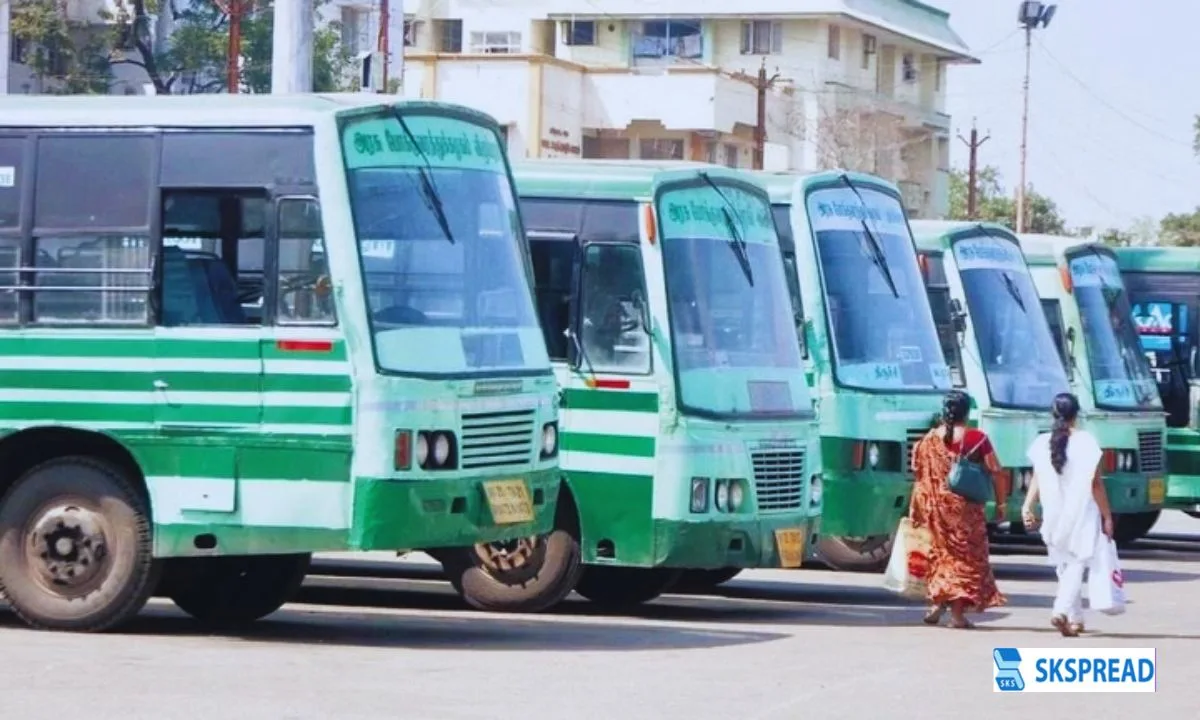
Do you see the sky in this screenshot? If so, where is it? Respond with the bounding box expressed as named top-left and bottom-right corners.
top-left (934, 0), bottom-right (1200, 232)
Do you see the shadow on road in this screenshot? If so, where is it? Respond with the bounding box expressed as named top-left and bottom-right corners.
top-left (991, 560), bottom-right (1197, 585)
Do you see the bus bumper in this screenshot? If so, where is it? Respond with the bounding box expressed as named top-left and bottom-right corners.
top-left (817, 469), bottom-right (911, 537)
top-left (649, 515), bottom-right (820, 570)
top-left (350, 469), bottom-right (561, 551)
top-left (1103, 472), bottom-right (1165, 513)
top-left (1165, 474), bottom-right (1200, 509)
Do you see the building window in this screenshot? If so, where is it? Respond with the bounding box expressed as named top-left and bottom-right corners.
top-left (633, 20), bottom-right (702, 60)
top-left (340, 7), bottom-right (370, 56)
top-left (469, 31), bottom-right (521, 54)
top-left (638, 138), bottom-right (683, 160)
top-left (10, 37), bottom-right (26, 63)
top-left (827, 24), bottom-right (840, 60)
top-left (862, 33), bottom-right (875, 69)
top-left (403, 19), bottom-right (421, 48)
top-left (902, 52), bottom-right (917, 82)
top-left (724, 144), bottom-right (739, 168)
top-left (437, 19), bottom-right (463, 52)
top-left (934, 61), bottom-right (943, 90)
top-left (563, 20), bottom-right (596, 46)
top-left (740, 20), bottom-right (782, 55)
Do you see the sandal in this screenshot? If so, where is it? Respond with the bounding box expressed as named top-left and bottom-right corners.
top-left (949, 616), bottom-right (975, 629)
top-left (1051, 614), bottom-right (1079, 637)
top-left (1071, 622), bottom-right (1085, 635)
top-left (923, 604), bottom-right (947, 625)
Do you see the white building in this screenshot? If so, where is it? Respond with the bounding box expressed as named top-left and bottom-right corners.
top-left (399, 0), bottom-right (977, 218)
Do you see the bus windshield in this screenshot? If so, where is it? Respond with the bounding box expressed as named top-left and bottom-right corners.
top-left (340, 110), bottom-right (549, 377)
top-left (656, 176), bottom-right (811, 419)
top-left (1067, 250), bottom-right (1162, 410)
top-left (805, 184), bottom-right (950, 393)
top-left (952, 231), bottom-right (1069, 409)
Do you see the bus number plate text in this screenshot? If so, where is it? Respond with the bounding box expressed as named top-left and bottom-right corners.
top-left (775, 528), bottom-right (806, 569)
top-left (483, 479), bottom-right (535, 525)
top-left (1148, 477), bottom-right (1165, 505)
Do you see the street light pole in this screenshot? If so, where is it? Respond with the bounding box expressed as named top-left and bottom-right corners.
top-left (1015, 1), bottom-right (1056, 233)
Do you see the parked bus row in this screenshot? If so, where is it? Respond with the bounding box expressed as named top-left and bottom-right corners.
top-left (0, 95), bottom-right (1178, 635)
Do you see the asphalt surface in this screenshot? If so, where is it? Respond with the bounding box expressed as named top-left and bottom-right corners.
top-left (2, 512), bottom-right (1197, 720)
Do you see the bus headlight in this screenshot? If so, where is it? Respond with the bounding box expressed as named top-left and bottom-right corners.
top-left (1121, 451), bottom-right (1135, 471)
top-left (729, 480), bottom-right (746, 512)
top-left (540, 422), bottom-right (558, 459)
top-left (715, 479), bottom-right (730, 512)
top-left (867, 443), bottom-right (881, 469)
top-left (415, 432), bottom-right (429, 468)
top-left (809, 474), bottom-right (823, 506)
top-left (690, 477), bottom-right (709, 513)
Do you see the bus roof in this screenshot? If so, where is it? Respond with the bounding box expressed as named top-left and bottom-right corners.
top-left (510, 158), bottom-right (755, 200)
top-left (0, 94), bottom-right (497, 129)
top-left (908, 220), bottom-right (1017, 252)
top-left (741, 169), bottom-right (904, 205)
top-left (1015, 233), bottom-right (1091, 266)
top-left (1112, 246), bottom-right (1200, 274)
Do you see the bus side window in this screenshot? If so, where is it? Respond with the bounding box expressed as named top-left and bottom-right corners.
top-left (577, 243), bottom-right (650, 375)
top-left (926, 286), bottom-right (964, 387)
top-left (1041, 299), bottom-right (1068, 370)
top-left (276, 198), bottom-right (335, 325)
top-left (528, 237), bottom-right (576, 360)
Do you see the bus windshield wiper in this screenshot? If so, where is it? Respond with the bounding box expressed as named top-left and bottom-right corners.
top-left (393, 112), bottom-right (455, 245)
top-left (839, 174), bottom-right (898, 298)
top-left (699, 172), bottom-right (754, 286)
top-left (1001, 272), bottom-right (1026, 313)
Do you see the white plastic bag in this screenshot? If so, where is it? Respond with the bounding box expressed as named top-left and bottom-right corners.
top-left (882, 518), bottom-right (932, 600)
top-left (1087, 539), bottom-right (1126, 616)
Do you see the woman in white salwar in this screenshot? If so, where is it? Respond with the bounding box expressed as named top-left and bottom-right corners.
top-left (1022, 393), bottom-right (1114, 637)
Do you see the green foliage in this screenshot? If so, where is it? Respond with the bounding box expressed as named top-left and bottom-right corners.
top-left (947, 165), bottom-right (1066, 234)
top-left (9, 0), bottom-right (355, 94)
top-left (1160, 208), bottom-right (1200, 247)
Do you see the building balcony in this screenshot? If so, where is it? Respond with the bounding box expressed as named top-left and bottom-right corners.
top-left (585, 66), bottom-right (762, 135)
top-left (824, 80), bottom-right (949, 133)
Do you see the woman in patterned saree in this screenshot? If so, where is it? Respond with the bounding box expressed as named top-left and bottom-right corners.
top-left (910, 390), bottom-right (1007, 629)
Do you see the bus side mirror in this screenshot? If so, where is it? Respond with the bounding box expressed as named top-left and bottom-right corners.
top-left (949, 298), bottom-right (967, 333)
top-left (1066, 326), bottom-right (1076, 357)
top-left (796, 313), bottom-right (810, 359)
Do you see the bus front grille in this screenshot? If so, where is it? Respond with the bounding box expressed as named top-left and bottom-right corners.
top-left (460, 409), bottom-right (536, 470)
top-left (752, 449), bottom-right (806, 512)
top-left (1138, 430), bottom-right (1165, 474)
top-left (905, 428), bottom-right (928, 475)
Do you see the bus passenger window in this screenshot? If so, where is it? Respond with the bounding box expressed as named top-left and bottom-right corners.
top-left (276, 199), bottom-right (335, 325)
top-left (578, 244), bottom-right (650, 374)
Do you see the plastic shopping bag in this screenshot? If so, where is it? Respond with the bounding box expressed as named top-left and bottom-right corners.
top-left (882, 518), bottom-right (933, 600)
top-left (1087, 539), bottom-right (1126, 616)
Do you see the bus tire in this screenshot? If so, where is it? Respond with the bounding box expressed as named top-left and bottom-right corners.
top-left (444, 529), bottom-right (583, 613)
top-left (1112, 510), bottom-right (1160, 547)
top-left (816, 534), bottom-right (893, 573)
top-left (675, 567), bottom-right (742, 591)
top-left (163, 553), bottom-right (311, 626)
top-left (0, 456), bottom-right (157, 632)
top-left (573, 566), bottom-right (683, 608)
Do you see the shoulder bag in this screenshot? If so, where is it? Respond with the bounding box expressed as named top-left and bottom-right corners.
top-left (946, 434), bottom-right (993, 504)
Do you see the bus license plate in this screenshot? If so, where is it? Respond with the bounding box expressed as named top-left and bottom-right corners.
top-left (1148, 477), bottom-right (1165, 505)
top-left (775, 528), bottom-right (806, 569)
top-left (483, 479), bottom-right (534, 525)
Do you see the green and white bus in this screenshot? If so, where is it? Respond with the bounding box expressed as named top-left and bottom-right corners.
top-left (756, 170), bottom-right (948, 571)
top-left (910, 221), bottom-right (1069, 527)
top-left (1113, 246), bottom-right (1200, 518)
top-left (441, 159), bottom-right (823, 611)
top-left (0, 95), bottom-right (562, 632)
top-left (1019, 234), bottom-right (1167, 542)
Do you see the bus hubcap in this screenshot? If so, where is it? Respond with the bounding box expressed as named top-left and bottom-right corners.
top-left (474, 536), bottom-right (542, 584)
top-left (27, 504), bottom-right (109, 594)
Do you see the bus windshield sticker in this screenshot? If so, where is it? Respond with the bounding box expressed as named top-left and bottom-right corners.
top-left (807, 186), bottom-right (908, 236)
top-left (0, 166), bottom-right (14, 188)
top-left (659, 183), bottom-right (777, 244)
top-left (1068, 253), bottom-right (1123, 288)
top-left (341, 114), bottom-right (506, 173)
top-left (930, 363), bottom-right (951, 386)
top-left (953, 236), bottom-right (1025, 273)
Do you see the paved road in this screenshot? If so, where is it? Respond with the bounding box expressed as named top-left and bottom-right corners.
top-left (1, 512), bottom-right (1197, 720)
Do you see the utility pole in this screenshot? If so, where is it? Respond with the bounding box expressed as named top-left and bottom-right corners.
top-left (1016, 1), bottom-right (1057, 232)
top-left (748, 59), bottom-right (781, 171)
top-left (214, 0), bottom-right (248, 93)
top-left (0, 0), bottom-right (10, 96)
top-left (957, 119), bottom-right (990, 219)
top-left (378, 0), bottom-right (390, 92)
top-left (271, 0), bottom-right (314, 93)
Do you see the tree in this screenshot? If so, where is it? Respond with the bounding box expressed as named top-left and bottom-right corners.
top-left (1160, 208), bottom-right (1200, 247)
top-left (1193, 114), bottom-right (1199, 159)
top-left (947, 164), bottom-right (1066, 234)
top-left (10, 0), bottom-right (353, 95)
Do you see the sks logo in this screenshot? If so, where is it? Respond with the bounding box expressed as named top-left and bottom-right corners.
top-left (994, 648), bottom-right (1025, 692)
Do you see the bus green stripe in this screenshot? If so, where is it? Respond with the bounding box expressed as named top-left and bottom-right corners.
top-left (0, 336), bottom-right (348, 360)
top-left (562, 431), bottom-right (655, 457)
top-left (0, 369), bottom-right (351, 393)
top-left (562, 388), bottom-right (658, 413)
top-left (0, 403), bottom-right (350, 425)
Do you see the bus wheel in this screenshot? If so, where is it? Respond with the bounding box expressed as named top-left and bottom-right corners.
top-left (445, 529), bottom-right (583, 613)
top-left (1112, 510), bottom-right (1161, 547)
top-left (163, 553), bottom-right (311, 626)
top-left (0, 457), bottom-right (157, 632)
top-left (573, 566), bottom-right (683, 608)
top-left (675, 567), bottom-right (742, 591)
top-left (816, 535), bottom-right (893, 573)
